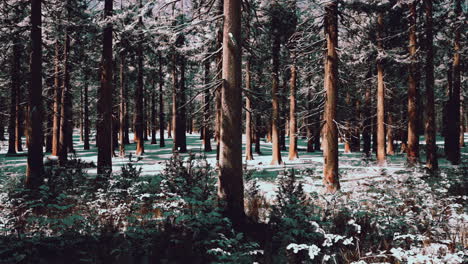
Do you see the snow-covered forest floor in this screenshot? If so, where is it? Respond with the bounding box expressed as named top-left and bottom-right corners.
top-left (1, 131), bottom-right (467, 200)
top-left (0, 132), bottom-right (467, 263)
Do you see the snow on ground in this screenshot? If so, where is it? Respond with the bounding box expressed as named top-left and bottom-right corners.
top-left (1, 131), bottom-right (467, 196)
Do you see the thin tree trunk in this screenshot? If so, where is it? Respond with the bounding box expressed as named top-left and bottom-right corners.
top-left (280, 73), bottom-right (287, 152)
top-left (387, 113), bottom-right (395, 155)
top-left (323, 1), bottom-right (340, 193)
top-left (171, 52), bottom-right (179, 152)
top-left (97, 0), bottom-right (113, 175)
top-left (424, 0), bottom-right (437, 169)
top-left (443, 67), bottom-right (452, 155)
top-left (178, 56), bottom-right (187, 153)
top-left (26, 0), bottom-right (44, 188)
top-left (135, 0), bottom-right (145, 155)
top-left (215, 0), bottom-right (223, 161)
top-left (288, 53), bottom-right (299, 160)
top-left (218, 0), bottom-right (245, 224)
top-left (58, 30), bottom-right (71, 165)
top-left (79, 83), bottom-right (84, 142)
top-left (151, 84), bottom-right (157, 145)
top-left (245, 59), bottom-right (253, 160)
top-left (119, 51), bottom-right (126, 156)
top-left (460, 97), bottom-right (465, 147)
top-left (350, 98), bottom-right (361, 152)
top-left (7, 38), bottom-right (19, 155)
top-left (15, 47), bottom-right (23, 153)
top-left (83, 72), bottom-right (90, 150)
top-left (158, 52), bottom-right (165, 147)
top-left (407, 2), bottom-right (419, 165)
top-left (0, 96), bottom-right (5, 141)
top-left (203, 58), bottom-right (212, 152)
top-left (124, 99), bottom-right (130, 145)
top-left (376, 12), bottom-right (386, 165)
top-left (52, 40), bottom-right (62, 156)
top-left (362, 71), bottom-right (372, 155)
top-left (306, 85), bottom-right (314, 152)
top-left (344, 93), bottom-right (352, 153)
top-left (143, 95), bottom-right (148, 141)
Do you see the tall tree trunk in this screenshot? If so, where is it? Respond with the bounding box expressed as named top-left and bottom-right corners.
top-left (444, 67), bottom-right (452, 156)
top-left (344, 92), bottom-right (352, 153)
top-left (218, 0), bottom-right (245, 224)
top-left (306, 84), bottom-right (314, 152)
top-left (134, 0), bottom-right (145, 155)
top-left (52, 40), bottom-right (62, 156)
top-left (407, 2), bottom-right (419, 165)
top-left (7, 38), bottom-right (19, 155)
top-left (270, 23), bottom-right (283, 165)
top-left (280, 73), bottom-right (287, 152)
top-left (288, 53), bottom-right (299, 160)
top-left (424, 0), bottom-right (437, 169)
top-left (124, 100), bottom-right (130, 145)
top-left (143, 95), bottom-right (148, 141)
top-left (245, 59), bottom-right (254, 160)
top-left (362, 70), bottom-right (372, 155)
top-left (97, 0), bottom-right (113, 175)
top-left (171, 52), bottom-right (179, 152)
top-left (215, 0), bottom-right (223, 161)
top-left (386, 112), bottom-right (395, 155)
top-left (119, 51), bottom-right (126, 156)
top-left (151, 83), bottom-right (157, 145)
top-left (323, 1), bottom-right (340, 193)
top-left (0, 96), bottom-right (5, 141)
top-left (15, 46), bottom-right (23, 152)
top-left (461, 98), bottom-right (465, 147)
top-left (83, 72), bottom-right (90, 150)
top-left (351, 98), bottom-right (361, 152)
top-left (26, 0), bottom-right (44, 188)
top-left (203, 58), bottom-right (212, 152)
top-left (79, 81), bottom-right (83, 142)
top-left (158, 52), bottom-right (165, 147)
top-left (58, 31), bottom-right (71, 165)
top-left (447, 0), bottom-right (461, 164)
top-left (178, 56), bottom-right (187, 153)
top-left (376, 12), bottom-right (386, 165)
top-left (167, 108), bottom-right (172, 139)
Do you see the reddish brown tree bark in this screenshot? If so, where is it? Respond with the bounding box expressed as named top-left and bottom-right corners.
top-left (245, 59), bottom-right (254, 160)
top-left (407, 2), bottom-right (419, 165)
top-left (288, 51), bottom-right (299, 160)
top-left (52, 40), bottom-right (62, 156)
top-left (58, 30), bottom-right (71, 165)
top-left (323, 1), bottom-right (340, 193)
top-left (135, 1), bottom-right (145, 155)
top-left (270, 10), bottom-right (283, 165)
top-left (376, 12), bottom-right (386, 165)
